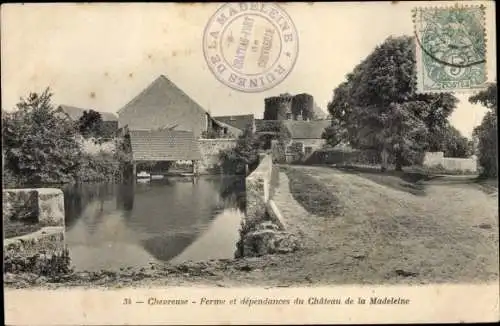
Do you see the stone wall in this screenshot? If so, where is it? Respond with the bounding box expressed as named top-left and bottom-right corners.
top-left (423, 151), bottom-right (478, 173)
top-left (3, 188), bottom-right (65, 226)
top-left (271, 138), bottom-right (327, 163)
top-left (245, 153), bottom-right (273, 223)
top-left (238, 154), bottom-right (299, 257)
top-left (197, 138), bottom-right (237, 174)
top-left (3, 188), bottom-right (66, 265)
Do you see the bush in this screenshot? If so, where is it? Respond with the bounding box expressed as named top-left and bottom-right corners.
top-left (74, 152), bottom-right (121, 182)
top-left (219, 125), bottom-right (260, 175)
top-left (2, 89), bottom-right (82, 184)
top-left (4, 249), bottom-right (72, 277)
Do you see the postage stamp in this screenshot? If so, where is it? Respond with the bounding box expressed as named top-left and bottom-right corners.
top-left (203, 3), bottom-right (299, 93)
top-left (413, 4), bottom-right (487, 93)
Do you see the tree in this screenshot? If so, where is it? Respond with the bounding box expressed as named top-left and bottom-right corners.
top-left (326, 35), bottom-right (459, 170)
top-left (78, 109), bottom-right (104, 139)
top-left (441, 125), bottom-right (473, 158)
top-left (321, 121), bottom-right (346, 148)
top-left (470, 82), bottom-right (497, 177)
top-left (2, 88), bottom-right (82, 183)
top-left (219, 125), bottom-right (261, 174)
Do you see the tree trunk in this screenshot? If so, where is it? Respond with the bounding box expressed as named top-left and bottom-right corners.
top-left (381, 148), bottom-right (389, 172)
top-left (395, 152), bottom-right (403, 171)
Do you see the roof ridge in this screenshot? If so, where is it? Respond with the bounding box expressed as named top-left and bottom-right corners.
top-left (117, 74), bottom-right (208, 116)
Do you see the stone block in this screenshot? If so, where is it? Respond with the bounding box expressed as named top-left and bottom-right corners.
top-left (2, 188), bottom-right (64, 227)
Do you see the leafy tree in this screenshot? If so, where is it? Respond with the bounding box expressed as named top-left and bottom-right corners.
top-left (441, 125), bottom-right (473, 158)
top-left (321, 121), bottom-right (346, 148)
top-left (219, 125), bottom-right (261, 174)
top-left (2, 88), bottom-right (82, 184)
top-left (470, 82), bottom-right (497, 177)
top-left (78, 109), bottom-right (104, 139)
top-left (326, 35), bottom-right (459, 170)
top-left (469, 82), bottom-right (497, 110)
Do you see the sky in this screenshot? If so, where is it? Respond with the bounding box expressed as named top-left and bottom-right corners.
top-left (1, 1), bottom-right (496, 138)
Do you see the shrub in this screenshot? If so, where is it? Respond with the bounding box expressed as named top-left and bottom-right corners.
top-left (2, 89), bottom-right (82, 184)
top-left (74, 152), bottom-right (121, 182)
top-left (4, 249), bottom-right (72, 277)
top-left (219, 125), bottom-right (260, 175)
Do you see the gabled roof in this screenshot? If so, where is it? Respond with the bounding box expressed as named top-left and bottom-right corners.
top-left (283, 120), bottom-right (331, 139)
top-left (211, 119), bottom-right (243, 137)
top-left (58, 105), bottom-right (118, 121)
top-left (212, 114), bottom-right (254, 131)
top-left (117, 75), bottom-right (207, 117)
top-left (129, 129), bottom-right (202, 161)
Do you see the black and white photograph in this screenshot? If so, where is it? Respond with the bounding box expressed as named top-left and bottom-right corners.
top-left (2, 2), bottom-right (498, 325)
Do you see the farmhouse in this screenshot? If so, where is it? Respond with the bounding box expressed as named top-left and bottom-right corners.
top-left (57, 104), bottom-right (118, 137)
top-left (117, 75), bottom-right (230, 138)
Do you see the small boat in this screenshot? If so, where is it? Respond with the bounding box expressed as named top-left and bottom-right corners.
top-left (150, 174), bottom-right (165, 180)
top-left (137, 171), bottom-right (151, 179)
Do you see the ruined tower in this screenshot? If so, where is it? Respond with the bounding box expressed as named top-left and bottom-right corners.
top-left (263, 93), bottom-right (293, 120)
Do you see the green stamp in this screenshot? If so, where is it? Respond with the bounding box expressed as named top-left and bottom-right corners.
top-left (414, 5), bottom-right (487, 93)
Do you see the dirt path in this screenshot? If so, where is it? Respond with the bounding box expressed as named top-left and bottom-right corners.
top-left (278, 166), bottom-right (499, 284)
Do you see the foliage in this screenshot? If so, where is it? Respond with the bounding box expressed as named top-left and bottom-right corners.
top-left (2, 89), bottom-right (125, 185)
top-left (74, 151), bottom-right (121, 182)
top-left (470, 83), bottom-right (497, 177)
top-left (469, 83), bottom-right (497, 110)
top-left (441, 125), bottom-right (473, 158)
top-left (2, 89), bottom-right (82, 184)
top-left (77, 109), bottom-right (104, 139)
top-left (322, 121), bottom-right (347, 148)
top-left (326, 36), bottom-right (459, 170)
top-left (4, 249), bottom-right (72, 277)
top-left (219, 125), bottom-right (261, 174)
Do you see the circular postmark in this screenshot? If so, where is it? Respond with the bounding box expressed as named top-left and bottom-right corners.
top-left (203, 3), bottom-right (299, 93)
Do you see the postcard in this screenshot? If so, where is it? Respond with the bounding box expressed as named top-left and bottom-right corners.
top-left (2, 1), bottom-right (498, 325)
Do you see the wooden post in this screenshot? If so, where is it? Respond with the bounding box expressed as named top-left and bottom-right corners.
top-left (132, 161), bottom-right (137, 182)
top-left (192, 160), bottom-right (199, 176)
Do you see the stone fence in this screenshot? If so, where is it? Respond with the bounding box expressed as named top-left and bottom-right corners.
top-left (197, 138), bottom-right (237, 174)
top-left (3, 188), bottom-right (66, 264)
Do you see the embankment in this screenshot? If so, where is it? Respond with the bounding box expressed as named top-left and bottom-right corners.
top-left (236, 154), bottom-right (300, 257)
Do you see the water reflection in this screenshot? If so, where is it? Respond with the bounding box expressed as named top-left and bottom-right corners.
top-left (62, 176), bottom-right (245, 271)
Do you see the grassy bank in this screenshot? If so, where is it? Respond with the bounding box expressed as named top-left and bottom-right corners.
top-left (282, 166), bottom-right (341, 217)
top-left (3, 221), bottom-right (43, 239)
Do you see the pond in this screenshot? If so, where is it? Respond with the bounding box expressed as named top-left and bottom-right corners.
top-left (61, 176), bottom-right (245, 271)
